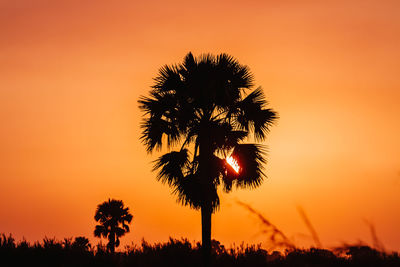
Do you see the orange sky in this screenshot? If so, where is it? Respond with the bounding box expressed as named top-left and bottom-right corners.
top-left (1, 0), bottom-right (399, 251)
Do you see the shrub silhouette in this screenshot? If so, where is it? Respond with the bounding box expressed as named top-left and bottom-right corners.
top-left (1, 233), bottom-right (400, 267)
top-left (72, 236), bottom-right (91, 251)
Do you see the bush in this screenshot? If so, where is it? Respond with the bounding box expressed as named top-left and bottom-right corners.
top-left (1, 233), bottom-right (399, 267)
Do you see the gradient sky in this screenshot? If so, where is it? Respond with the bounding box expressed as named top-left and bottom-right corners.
top-left (1, 0), bottom-right (399, 251)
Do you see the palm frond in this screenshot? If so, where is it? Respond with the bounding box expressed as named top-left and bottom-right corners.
top-left (153, 149), bottom-right (190, 186)
top-left (152, 64), bottom-right (182, 93)
top-left (94, 225), bottom-right (107, 238)
top-left (121, 211), bottom-right (133, 224)
top-left (115, 238), bottom-right (120, 248)
top-left (140, 116), bottom-right (180, 152)
top-left (122, 224), bottom-right (130, 233)
top-left (138, 91), bottom-right (177, 118)
top-left (231, 143), bottom-right (267, 189)
top-left (234, 87), bottom-right (277, 141)
top-left (208, 154), bottom-right (226, 184)
top-left (208, 120), bottom-right (248, 152)
top-left (217, 53), bottom-right (254, 90)
top-left (180, 52), bottom-right (197, 75)
top-left (222, 158), bottom-right (240, 192)
top-left (115, 227), bottom-right (126, 237)
top-left (173, 173), bottom-right (220, 213)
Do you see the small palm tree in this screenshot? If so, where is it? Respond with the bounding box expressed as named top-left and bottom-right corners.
top-left (139, 52), bottom-right (277, 264)
top-left (94, 199), bottom-right (133, 253)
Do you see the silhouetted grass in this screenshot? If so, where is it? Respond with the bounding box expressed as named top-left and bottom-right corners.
top-left (1, 233), bottom-right (399, 267)
top-left (236, 200), bottom-right (296, 251)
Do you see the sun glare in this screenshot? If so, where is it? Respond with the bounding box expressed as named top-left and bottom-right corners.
top-left (226, 156), bottom-right (240, 173)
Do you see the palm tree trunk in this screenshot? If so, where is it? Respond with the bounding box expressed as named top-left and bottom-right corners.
top-left (199, 119), bottom-right (213, 266)
top-left (109, 231), bottom-right (115, 254)
top-left (201, 202), bottom-right (212, 267)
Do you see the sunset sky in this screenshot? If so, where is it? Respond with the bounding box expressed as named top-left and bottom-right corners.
top-left (1, 0), bottom-right (399, 251)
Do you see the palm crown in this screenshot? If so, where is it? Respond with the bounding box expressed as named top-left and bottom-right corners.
top-left (139, 52), bottom-right (277, 212)
top-left (94, 199), bottom-right (133, 253)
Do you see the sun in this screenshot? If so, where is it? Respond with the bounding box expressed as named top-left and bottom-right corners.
top-left (226, 156), bottom-right (240, 173)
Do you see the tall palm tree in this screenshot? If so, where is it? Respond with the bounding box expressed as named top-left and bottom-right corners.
top-left (94, 199), bottom-right (133, 253)
top-left (139, 52), bottom-right (277, 264)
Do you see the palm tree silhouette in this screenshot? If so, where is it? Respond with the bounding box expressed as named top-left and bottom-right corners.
top-left (139, 52), bottom-right (277, 264)
top-left (94, 199), bottom-right (133, 253)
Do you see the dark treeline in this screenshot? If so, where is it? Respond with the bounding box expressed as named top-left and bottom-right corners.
top-left (1, 233), bottom-right (399, 267)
